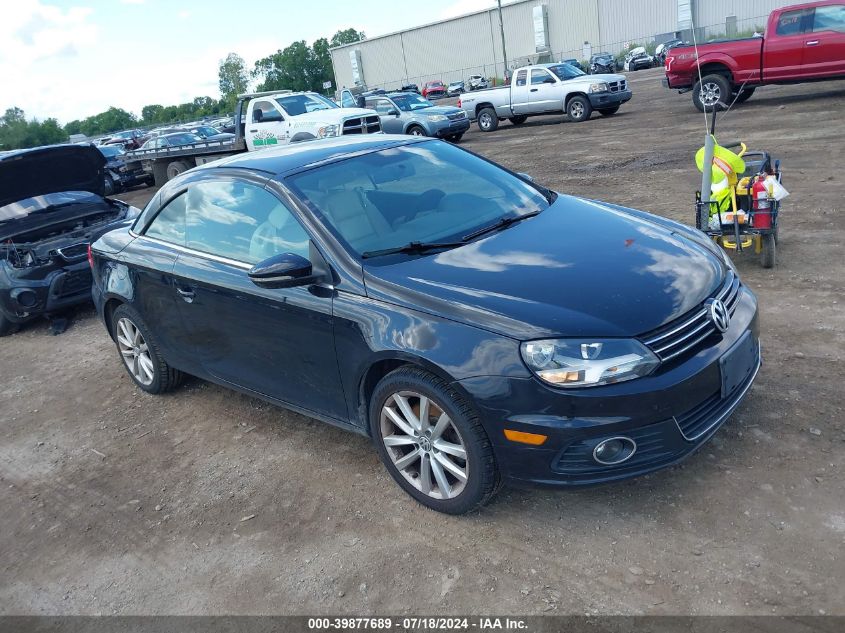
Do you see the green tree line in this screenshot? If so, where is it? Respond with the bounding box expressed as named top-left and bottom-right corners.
top-left (1, 28), bottom-right (364, 150)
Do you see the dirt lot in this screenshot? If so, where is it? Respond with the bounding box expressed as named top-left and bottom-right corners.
top-left (2, 68), bottom-right (844, 616)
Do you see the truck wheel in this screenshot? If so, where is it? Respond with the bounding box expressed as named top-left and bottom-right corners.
top-left (152, 162), bottom-right (168, 188)
top-left (734, 87), bottom-right (756, 104)
top-left (477, 108), bottom-right (499, 132)
top-left (509, 115), bottom-right (527, 125)
top-left (598, 106), bottom-right (620, 116)
top-left (103, 174), bottom-right (116, 196)
top-left (406, 125), bottom-right (427, 137)
top-left (760, 233), bottom-right (776, 268)
top-left (567, 96), bottom-right (592, 122)
top-left (166, 160), bottom-right (190, 181)
top-left (693, 74), bottom-right (731, 112)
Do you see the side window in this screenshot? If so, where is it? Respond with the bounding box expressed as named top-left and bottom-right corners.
top-left (180, 180), bottom-right (309, 264)
top-left (813, 5), bottom-right (845, 32)
top-left (341, 90), bottom-right (356, 108)
top-left (144, 193), bottom-right (186, 245)
top-left (776, 8), bottom-right (813, 35)
top-left (515, 70), bottom-right (527, 86)
top-left (530, 69), bottom-right (553, 85)
top-left (373, 98), bottom-right (395, 114)
top-left (252, 100), bottom-right (283, 123)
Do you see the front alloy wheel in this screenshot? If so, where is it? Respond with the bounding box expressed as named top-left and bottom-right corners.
top-left (381, 391), bottom-right (468, 500)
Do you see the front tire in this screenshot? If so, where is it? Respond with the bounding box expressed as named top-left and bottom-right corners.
top-left (509, 115), bottom-right (527, 125)
top-left (476, 107), bottom-right (499, 132)
top-left (567, 95), bottom-right (592, 122)
top-left (370, 366), bottom-right (499, 514)
top-left (0, 312), bottom-right (19, 337)
top-left (693, 74), bottom-right (731, 112)
top-left (406, 125), bottom-right (427, 137)
top-left (447, 133), bottom-right (464, 143)
top-left (598, 106), bottom-right (620, 116)
top-left (112, 304), bottom-right (183, 394)
top-left (104, 174), bottom-right (116, 196)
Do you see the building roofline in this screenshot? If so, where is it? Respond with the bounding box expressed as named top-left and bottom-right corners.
top-left (328, 0), bottom-right (530, 52)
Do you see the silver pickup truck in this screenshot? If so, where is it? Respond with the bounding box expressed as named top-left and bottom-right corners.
top-left (458, 63), bottom-right (631, 132)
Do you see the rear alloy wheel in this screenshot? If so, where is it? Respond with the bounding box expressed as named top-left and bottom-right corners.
top-left (693, 74), bottom-right (731, 112)
top-left (370, 367), bottom-right (499, 514)
top-left (112, 304), bottom-right (182, 394)
top-left (567, 95), bottom-right (592, 122)
top-left (407, 125), bottom-right (427, 137)
top-left (476, 107), bottom-right (499, 132)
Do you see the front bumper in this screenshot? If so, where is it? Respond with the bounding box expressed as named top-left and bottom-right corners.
top-left (433, 119), bottom-right (471, 137)
top-left (459, 287), bottom-right (760, 487)
top-left (588, 89), bottom-right (632, 108)
top-left (0, 259), bottom-right (94, 323)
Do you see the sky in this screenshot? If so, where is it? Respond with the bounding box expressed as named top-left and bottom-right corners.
top-left (0, 0), bottom-right (494, 124)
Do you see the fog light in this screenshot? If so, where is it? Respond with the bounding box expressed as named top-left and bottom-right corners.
top-left (12, 288), bottom-right (38, 308)
top-left (593, 436), bottom-right (636, 465)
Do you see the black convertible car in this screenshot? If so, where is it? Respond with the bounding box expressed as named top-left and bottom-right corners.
top-left (0, 144), bottom-right (140, 335)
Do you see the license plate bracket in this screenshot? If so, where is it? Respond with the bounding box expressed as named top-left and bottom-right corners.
top-left (720, 331), bottom-right (758, 398)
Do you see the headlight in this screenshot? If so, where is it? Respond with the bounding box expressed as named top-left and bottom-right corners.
top-left (589, 82), bottom-right (608, 93)
top-left (425, 114), bottom-right (448, 122)
top-left (521, 339), bottom-right (659, 388)
top-left (317, 125), bottom-right (339, 138)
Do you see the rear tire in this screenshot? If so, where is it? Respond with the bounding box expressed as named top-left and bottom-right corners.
top-left (370, 366), bottom-right (499, 515)
top-left (477, 107), bottom-right (499, 132)
top-left (598, 106), bottom-right (620, 116)
top-left (734, 87), bottom-right (756, 104)
top-left (693, 74), bottom-right (731, 112)
top-left (509, 115), bottom-right (527, 125)
top-left (567, 95), bottom-right (592, 122)
top-left (165, 160), bottom-right (190, 181)
top-left (760, 233), bottom-right (776, 268)
top-left (112, 304), bottom-right (183, 394)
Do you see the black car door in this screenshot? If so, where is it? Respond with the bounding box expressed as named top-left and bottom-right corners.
top-left (165, 176), bottom-right (348, 421)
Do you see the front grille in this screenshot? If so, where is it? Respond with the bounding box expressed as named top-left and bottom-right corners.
top-left (553, 421), bottom-right (679, 475)
top-left (608, 80), bottom-right (627, 92)
top-left (56, 243), bottom-right (88, 262)
top-left (342, 115), bottom-right (381, 135)
top-left (54, 269), bottom-right (92, 298)
top-left (642, 271), bottom-right (741, 363)
top-left (447, 111), bottom-right (467, 121)
top-left (674, 354), bottom-right (758, 441)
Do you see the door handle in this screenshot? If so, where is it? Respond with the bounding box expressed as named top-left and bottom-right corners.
top-left (249, 129), bottom-right (257, 133)
top-left (175, 286), bottom-right (195, 303)
top-left (806, 40), bottom-right (819, 46)
top-left (530, 88), bottom-right (539, 92)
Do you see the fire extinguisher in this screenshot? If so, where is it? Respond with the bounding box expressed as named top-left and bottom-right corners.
top-left (751, 177), bottom-right (772, 229)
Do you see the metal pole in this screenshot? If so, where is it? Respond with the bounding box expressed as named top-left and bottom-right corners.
top-left (699, 132), bottom-right (715, 230)
top-left (497, 0), bottom-right (509, 81)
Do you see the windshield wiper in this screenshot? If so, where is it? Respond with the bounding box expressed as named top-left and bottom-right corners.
top-left (462, 210), bottom-right (542, 241)
top-left (361, 240), bottom-right (465, 259)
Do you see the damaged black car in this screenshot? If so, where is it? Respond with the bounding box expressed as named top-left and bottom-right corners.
top-left (0, 144), bottom-right (140, 335)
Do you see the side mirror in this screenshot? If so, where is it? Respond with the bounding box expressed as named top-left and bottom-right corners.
top-left (544, 77), bottom-right (556, 84)
top-left (248, 253), bottom-right (314, 289)
top-left (387, 109), bottom-right (399, 116)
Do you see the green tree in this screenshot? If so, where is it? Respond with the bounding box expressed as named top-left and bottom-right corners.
top-left (218, 53), bottom-right (249, 110)
top-left (0, 107), bottom-right (67, 149)
top-left (330, 28), bottom-right (365, 48)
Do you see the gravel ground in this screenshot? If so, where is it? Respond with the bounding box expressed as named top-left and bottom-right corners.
top-left (1, 68), bottom-right (843, 616)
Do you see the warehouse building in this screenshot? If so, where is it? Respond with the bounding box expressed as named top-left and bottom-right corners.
top-left (330, 0), bottom-right (789, 92)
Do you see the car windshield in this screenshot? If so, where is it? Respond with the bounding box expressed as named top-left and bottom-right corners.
top-left (193, 126), bottom-right (220, 137)
top-left (98, 146), bottom-right (124, 158)
top-left (548, 63), bottom-right (585, 80)
top-left (392, 94), bottom-right (434, 111)
top-left (275, 94), bottom-right (338, 115)
top-left (165, 133), bottom-right (201, 145)
top-left (0, 191), bottom-right (101, 222)
top-left (286, 141), bottom-right (551, 261)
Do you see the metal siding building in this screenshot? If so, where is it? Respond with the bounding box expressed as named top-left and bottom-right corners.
top-left (331, 0), bottom-right (796, 91)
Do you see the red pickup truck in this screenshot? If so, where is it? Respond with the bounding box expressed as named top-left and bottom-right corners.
top-left (665, 0), bottom-right (845, 111)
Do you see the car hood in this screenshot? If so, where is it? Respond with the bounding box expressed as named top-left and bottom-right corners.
top-left (583, 73), bottom-right (626, 83)
top-left (363, 195), bottom-right (724, 340)
top-left (411, 106), bottom-right (462, 116)
top-left (0, 144), bottom-right (105, 208)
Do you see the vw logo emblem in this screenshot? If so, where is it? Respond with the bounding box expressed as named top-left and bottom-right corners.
top-left (707, 298), bottom-right (731, 333)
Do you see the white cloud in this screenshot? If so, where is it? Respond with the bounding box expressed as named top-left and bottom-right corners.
top-left (120, 0), bottom-right (145, 5)
top-left (177, 10), bottom-right (191, 19)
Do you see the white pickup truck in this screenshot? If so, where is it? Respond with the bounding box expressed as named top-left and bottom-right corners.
top-left (458, 63), bottom-right (631, 131)
top-left (123, 90), bottom-right (380, 185)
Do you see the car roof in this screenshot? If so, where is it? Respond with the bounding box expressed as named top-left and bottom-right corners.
top-left (205, 135), bottom-right (427, 178)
